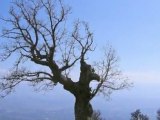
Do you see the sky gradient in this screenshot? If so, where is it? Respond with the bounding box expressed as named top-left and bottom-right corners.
top-left (0, 0), bottom-right (160, 120)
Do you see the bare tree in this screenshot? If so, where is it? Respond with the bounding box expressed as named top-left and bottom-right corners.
top-left (0, 0), bottom-right (129, 120)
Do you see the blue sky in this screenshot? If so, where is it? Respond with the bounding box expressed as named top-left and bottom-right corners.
top-left (67, 0), bottom-right (160, 84)
top-left (1, 0), bottom-right (160, 119)
top-left (1, 0), bottom-right (160, 81)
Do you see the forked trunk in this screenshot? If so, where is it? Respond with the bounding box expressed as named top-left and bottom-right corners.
top-left (74, 96), bottom-right (93, 120)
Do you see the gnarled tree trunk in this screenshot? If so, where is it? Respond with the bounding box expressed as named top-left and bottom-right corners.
top-left (74, 95), bottom-right (93, 120)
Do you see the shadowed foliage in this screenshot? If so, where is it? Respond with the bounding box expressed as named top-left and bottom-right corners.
top-left (157, 109), bottom-right (160, 120)
top-left (91, 110), bottom-right (106, 120)
top-left (130, 109), bottom-right (149, 120)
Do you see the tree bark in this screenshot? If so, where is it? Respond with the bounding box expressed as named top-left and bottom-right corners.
top-left (74, 96), bottom-right (93, 120)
